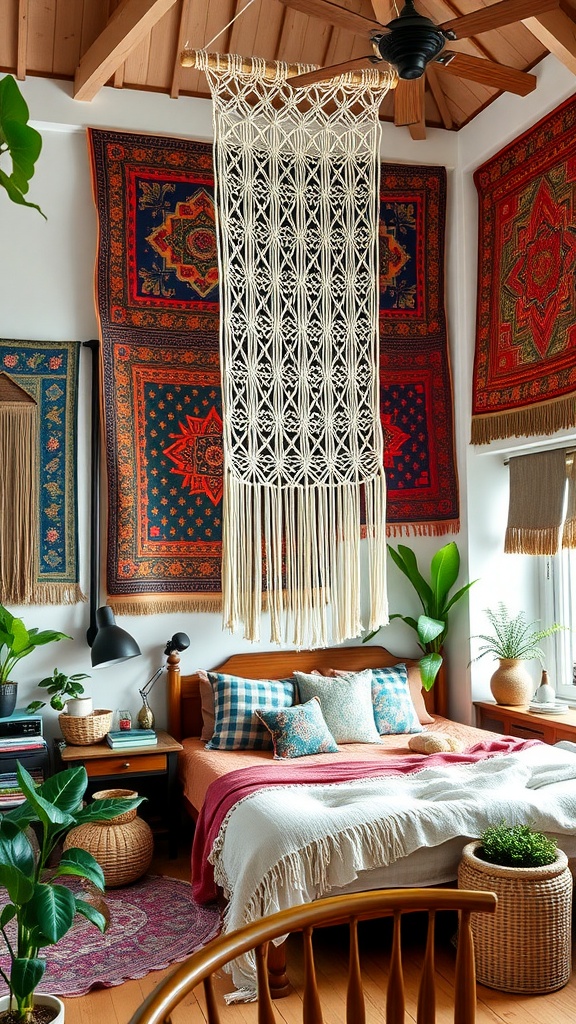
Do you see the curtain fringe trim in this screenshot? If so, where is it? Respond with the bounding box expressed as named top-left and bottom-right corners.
top-left (504, 526), bottom-right (562, 555)
top-left (471, 396), bottom-right (576, 445)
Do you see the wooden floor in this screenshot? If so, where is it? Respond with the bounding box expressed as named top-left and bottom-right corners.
top-left (62, 831), bottom-right (576, 1024)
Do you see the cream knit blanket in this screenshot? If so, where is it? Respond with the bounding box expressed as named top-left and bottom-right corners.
top-left (210, 743), bottom-right (576, 999)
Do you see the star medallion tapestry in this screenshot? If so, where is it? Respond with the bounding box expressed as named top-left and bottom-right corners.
top-left (0, 340), bottom-right (83, 605)
top-left (379, 164), bottom-right (459, 536)
top-left (472, 93), bottom-right (576, 444)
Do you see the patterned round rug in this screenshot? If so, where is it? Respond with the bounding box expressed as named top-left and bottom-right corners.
top-left (0, 874), bottom-right (221, 997)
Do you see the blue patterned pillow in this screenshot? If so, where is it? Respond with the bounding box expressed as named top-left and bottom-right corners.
top-left (255, 698), bottom-right (339, 759)
top-left (206, 673), bottom-right (295, 750)
top-left (294, 669), bottom-right (382, 743)
top-left (371, 664), bottom-right (423, 735)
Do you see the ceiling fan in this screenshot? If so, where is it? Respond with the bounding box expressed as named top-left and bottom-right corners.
top-left (280, 0), bottom-right (559, 130)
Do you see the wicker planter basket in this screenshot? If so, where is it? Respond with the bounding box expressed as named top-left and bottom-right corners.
top-left (458, 840), bottom-right (572, 993)
top-left (63, 788), bottom-right (154, 887)
top-left (58, 708), bottom-right (113, 745)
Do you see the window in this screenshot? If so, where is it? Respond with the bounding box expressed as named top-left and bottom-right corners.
top-left (542, 551), bottom-right (576, 703)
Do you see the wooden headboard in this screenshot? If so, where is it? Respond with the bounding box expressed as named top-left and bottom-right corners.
top-left (166, 645), bottom-right (447, 741)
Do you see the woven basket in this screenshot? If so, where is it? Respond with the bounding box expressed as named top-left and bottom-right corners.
top-left (58, 708), bottom-right (113, 745)
top-left (458, 840), bottom-right (572, 993)
top-left (63, 788), bottom-right (154, 887)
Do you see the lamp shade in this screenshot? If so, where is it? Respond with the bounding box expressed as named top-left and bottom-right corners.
top-left (91, 606), bottom-right (142, 669)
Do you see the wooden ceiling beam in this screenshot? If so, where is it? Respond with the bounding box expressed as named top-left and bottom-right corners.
top-left (16, 0), bottom-right (29, 80)
top-left (73, 0), bottom-right (178, 101)
top-left (426, 63), bottom-right (453, 131)
top-left (522, 6), bottom-right (576, 75)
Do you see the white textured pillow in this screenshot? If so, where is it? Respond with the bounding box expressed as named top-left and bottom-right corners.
top-left (294, 669), bottom-right (382, 744)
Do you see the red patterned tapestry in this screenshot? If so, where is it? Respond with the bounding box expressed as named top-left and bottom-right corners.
top-left (88, 131), bottom-right (458, 613)
top-left (472, 94), bottom-right (576, 444)
top-left (379, 164), bottom-right (459, 535)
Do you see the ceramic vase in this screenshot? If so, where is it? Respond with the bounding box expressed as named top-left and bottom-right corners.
top-left (458, 840), bottom-right (572, 993)
top-left (0, 682), bottom-right (18, 718)
top-left (0, 992), bottom-right (65, 1023)
top-left (489, 658), bottom-right (533, 705)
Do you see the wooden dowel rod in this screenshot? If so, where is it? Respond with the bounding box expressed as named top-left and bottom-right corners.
top-left (180, 48), bottom-right (396, 87)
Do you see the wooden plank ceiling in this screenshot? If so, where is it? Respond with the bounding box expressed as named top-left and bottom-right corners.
top-left (1, 0), bottom-right (576, 137)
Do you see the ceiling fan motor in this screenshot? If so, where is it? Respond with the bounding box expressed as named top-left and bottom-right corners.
top-left (374, 0), bottom-right (457, 80)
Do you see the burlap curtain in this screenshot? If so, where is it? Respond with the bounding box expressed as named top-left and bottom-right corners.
top-left (504, 448), bottom-right (576, 555)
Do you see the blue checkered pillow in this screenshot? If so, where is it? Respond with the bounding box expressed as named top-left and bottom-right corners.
top-left (206, 673), bottom-right (295, 750)
top-left (256, 698), bottom-right (339, 759)
top-left (371, 664), bottom-right (423, 735)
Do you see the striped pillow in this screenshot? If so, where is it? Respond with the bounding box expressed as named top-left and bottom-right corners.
top-left (205, 672), bottom-right (295, 750)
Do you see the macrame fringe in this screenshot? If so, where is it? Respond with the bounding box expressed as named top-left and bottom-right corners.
top-left (222, 474), bottom-right (388, 649)
top-left (107, 596), bottom-right (223, 615)
top-left (471, 395), bottom-right (576, 445)
top-left (504, 526), bottom-right (563, 556)
top-left (0, 403), bottom-right (38, 604)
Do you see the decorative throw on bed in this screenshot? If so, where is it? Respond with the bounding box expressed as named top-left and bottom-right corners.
top-left (0, 340), bottom-right (83, 605)
top-left (197, 53), bottom-right (394, 646)
top-left (472, 93), bottom-right (576, 444)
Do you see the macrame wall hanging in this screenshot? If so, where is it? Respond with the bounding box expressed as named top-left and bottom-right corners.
top-left (194, 51), bottom-right (396, 647)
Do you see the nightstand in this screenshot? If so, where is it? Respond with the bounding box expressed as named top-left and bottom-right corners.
top-left (474, 701), bottom-right (576, 745)
top-left (54, 729), bottom-right (183, 857)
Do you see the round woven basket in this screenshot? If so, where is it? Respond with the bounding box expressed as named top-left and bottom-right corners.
top-left (458, 840), bottom-right (572, 993)
top-left (58, 708), bottom-right (113, 745)
top-left (64, 788), bottom-right (154, 887)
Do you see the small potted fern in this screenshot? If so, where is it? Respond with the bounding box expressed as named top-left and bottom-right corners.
top-left (470, 602), bottom-right (563, 705)
top-left (458, 822), bottom-right (572, 993)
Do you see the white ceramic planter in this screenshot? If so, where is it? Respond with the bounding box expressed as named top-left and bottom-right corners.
top-left (0, 993), bottom-right (65, 1023)
top-left (65, 696), bottom-right (93, 717)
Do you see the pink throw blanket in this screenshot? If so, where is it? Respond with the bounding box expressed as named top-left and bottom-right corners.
top-left (191, 737), bottom-right (537, 902)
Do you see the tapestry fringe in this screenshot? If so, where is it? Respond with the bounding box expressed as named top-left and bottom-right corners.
top-left (563, 522), bottom-right (576, 548)
top-left (30, 584), bottom-right (87, 606)
top-left (107, 596), bottom-right (223, 616)
top-left (384, 520), bottom-right (460, 538)
top-left (504, 526), bottom-right (562, 556)
top-left (222, 474), bottom-right (388, 649)
top-left (471, 396), bottom-right (576, 445)
top-left (0, 403), bottom-right (38, 605)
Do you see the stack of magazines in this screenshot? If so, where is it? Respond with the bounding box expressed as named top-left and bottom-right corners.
top-left (0, 766), bottom-right (44, 809)
top-left (106, 728), bottom-right (157, 748)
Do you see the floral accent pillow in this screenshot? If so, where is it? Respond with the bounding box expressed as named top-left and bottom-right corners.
top-left (255, 697), bottom-right (339, 759)
top-left (206, 673), bottom-right (295, 750)
top-left (370, 664), bottom-right (423, 735)
top-left (294, 669), bottom-right (382, 743)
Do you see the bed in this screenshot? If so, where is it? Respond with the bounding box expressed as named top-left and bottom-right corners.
top-left (167, 645), bottom-right (576, 1000)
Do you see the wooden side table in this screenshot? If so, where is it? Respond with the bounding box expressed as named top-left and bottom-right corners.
top-left (474, 701), bottom-right (576, 745)
top-left (54, 729), bottom-right (183, 857)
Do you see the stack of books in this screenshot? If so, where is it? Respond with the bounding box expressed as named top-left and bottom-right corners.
top-left (106, 728), bottom-right (157, 749)
top-left (0, 766), bottom-right (44, 809)
top-left (0, 734), bottom-right (47, 757)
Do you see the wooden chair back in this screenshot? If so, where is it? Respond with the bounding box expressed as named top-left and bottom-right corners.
top-left (128, 886), bottom-right (497, 1024)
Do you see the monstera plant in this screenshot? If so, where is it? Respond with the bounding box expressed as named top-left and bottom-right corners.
top-left (0, 74), bottom-right (45, 218)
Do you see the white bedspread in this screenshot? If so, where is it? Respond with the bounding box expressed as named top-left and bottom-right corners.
top-left (210, 742), bottom-right (576, 998)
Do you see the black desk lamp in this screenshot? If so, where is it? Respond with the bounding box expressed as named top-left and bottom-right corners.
top-left (90, 606), bottom-right (142, 669)
top-left (137, 632), bottom-right (190, 729)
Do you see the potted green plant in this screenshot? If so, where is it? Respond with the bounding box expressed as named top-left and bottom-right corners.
top-left (0, 605), bottom-right (71, 719)
top-left (458, 822), bottom-right (572, 993)
top-left (25, 668), bottom-right (91, 715)
top-left (470, 602), bottom-right (563, 705)
top-left (364, 541), bottom-right (476, 691)
top-left (0, 762), bottom-right (144, 1023)
top-left (0, 74), bottom-right (45, 218)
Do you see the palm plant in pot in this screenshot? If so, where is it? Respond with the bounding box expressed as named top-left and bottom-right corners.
top-left (470, 602), bottom-right (563, 706)
top-left (0, 605), bottom-right (71, 719)
top-left (0, 762), bottom-right (144, 1023)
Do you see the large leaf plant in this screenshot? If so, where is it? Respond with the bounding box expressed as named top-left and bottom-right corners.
top-left (365, 541), bottom-right (477, 690)
top-left (0, 74), bottom-right (45, 218)
top-left (0, 763), bottom-right (144, 1021)
top-left (0, 604), bottom-right (70, 686)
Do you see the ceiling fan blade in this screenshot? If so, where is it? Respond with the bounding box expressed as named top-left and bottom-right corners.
top-left (440, 0), bottom-right (559, 40)
top-left (394, 77), bottom-right (424, 127)
top-left (277, 0), bottom-right (382, 37)
top-left (289, 57), bottom-right (379, 88)
top-left (435, 52), bottom-right (537, 96)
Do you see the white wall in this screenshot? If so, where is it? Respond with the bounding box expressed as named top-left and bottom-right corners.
top-left (2, 64), bottom-right (573, 739)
